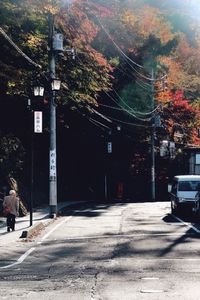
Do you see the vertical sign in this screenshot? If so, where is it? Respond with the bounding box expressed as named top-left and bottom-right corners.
top-left (34, 111), bottom-right (43, 133)
top-left (50, 150), bottom-right (56, 177)
top-left (107, 142), bottom-right (112, 154)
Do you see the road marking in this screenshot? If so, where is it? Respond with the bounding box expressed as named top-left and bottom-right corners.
top-left (141, 277), bottom-right (159, 280)
top-left (0, 247), bottom-right (36, 269)
top-left (140, 289), bottom-right (164, 293)
top-left (0, 217), bottom-right (71, 270)
top-left (40, 217), bottom-right (70, 242)
top-left (171, 215), bottom-right (200, 233)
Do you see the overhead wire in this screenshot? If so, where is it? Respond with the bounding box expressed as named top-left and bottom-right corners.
top-left (114, 64), bottom-right (152, 90)
top-left (66, 12), bottom-right (157, 104)
top-left (101, 114), bottom-right (152, 128)
top-left (0, 26), bottom-right (42, 69)
top-left (95, 15), bottom-right (156, 82)
top-left (95, 15), bottom-right (144, 69)
top-left (69, 38), bottom-right (154, 121)
top-left (61, 10), bottom-right (163, 129)
top-left (73, 52), bottom-right (156, 122)
top-left (68, 36), bottom-right (157, 121)
top-left (96, 15), bottom-right (168, 83)
top-left (88, 117), bottom-right (111, 130)
top-left (111, 88), bottom-right (161, 116)
top-left (68, 9), bottom-right (155, 85)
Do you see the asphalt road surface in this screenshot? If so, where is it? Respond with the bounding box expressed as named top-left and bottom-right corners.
top-left (1, 201), bottom-right (200, 299)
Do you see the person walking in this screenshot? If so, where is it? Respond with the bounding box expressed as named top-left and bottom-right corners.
top-left (3, 190), bottom-right (19, 232)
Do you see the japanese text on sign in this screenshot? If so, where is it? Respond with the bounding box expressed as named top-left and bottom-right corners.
top-left (50, 150), bottom-right (56, 177)
top-left (34, 111), bottom-right (43, 133)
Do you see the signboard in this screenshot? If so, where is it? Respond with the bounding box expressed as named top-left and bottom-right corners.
top-left (107, 142), bottom-right (112, 154)
top-left (34, 111), bottom-right (42, 133)
top-left (50, 150), bottom-right (56, 177)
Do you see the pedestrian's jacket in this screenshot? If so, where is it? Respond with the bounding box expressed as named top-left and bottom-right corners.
top-left (3, 195), bottom-right (19, 216)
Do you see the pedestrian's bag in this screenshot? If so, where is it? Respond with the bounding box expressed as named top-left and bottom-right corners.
top-left (3, 207), bottom-right (11, 216)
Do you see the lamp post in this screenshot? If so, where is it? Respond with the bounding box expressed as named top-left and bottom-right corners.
top-left (27, 85), bottom-right (45, 227)
top-left (151, 68), bottom-right (156, 201)
top-left (27, 98), bottom-right (34, 227)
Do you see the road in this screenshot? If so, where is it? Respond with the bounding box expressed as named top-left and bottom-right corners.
top-left (1, 201), bottom-right (200, 299)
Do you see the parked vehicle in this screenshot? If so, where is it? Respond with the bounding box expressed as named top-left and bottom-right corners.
top-left (169, 175), bottom-right (200, 215)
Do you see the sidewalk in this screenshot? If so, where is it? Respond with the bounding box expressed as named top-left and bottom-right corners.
top-left (0, 200), bottom-right (85, 246)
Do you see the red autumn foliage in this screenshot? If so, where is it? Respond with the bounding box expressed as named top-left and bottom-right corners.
top-left (163, 90), bottom-right (200, 145)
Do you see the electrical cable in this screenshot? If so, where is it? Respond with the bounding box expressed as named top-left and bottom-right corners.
top-left (109, 88), bottom-right (161, 116)
top-left (101, 114), bottom-right (152, 128)
top-left (95, 15), bottom-right (144, 69)
top-left (114, 64), bottom-right (152, 90)
top-left (0, 26), bottom-right (42, 69)
top-left (73, 51), bottom-right (157, 119)
top-left (67, 12), bottom-right (155, 85)
top-left (96, 16), bottom-right (168, 82)
top-left (62, 82), bottom-right (153, 129)
top-left (88, 117), bottom-right (111, 130)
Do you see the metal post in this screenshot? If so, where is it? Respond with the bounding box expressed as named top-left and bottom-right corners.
top-left (27, 99), bottom-right (33, 227)
top-left (151, 68), bottom-right (156, 201)
top-left (30, 109), bottom-right (33, 226)
top-left (104, 174), bottom-right (108, 201)
top-left (48, 13), bottom-right (57, 217)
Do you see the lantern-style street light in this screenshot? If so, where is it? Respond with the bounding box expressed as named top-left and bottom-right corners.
top-left (51, 79), bottom-right (61, 91)
top-left (32, 74), bottom-right (61, 218)
top-left (33, 85), bottom-right (45, 97)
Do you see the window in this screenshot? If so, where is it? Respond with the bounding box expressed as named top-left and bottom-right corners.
top-left (178, 181), bottom-right (200, 191)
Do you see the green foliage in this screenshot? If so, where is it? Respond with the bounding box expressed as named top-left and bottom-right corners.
top-left (0, 134), bottom-right (25, 178)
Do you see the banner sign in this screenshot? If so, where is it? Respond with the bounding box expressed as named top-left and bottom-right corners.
top-left (34, 111), bottom-right (43, 133)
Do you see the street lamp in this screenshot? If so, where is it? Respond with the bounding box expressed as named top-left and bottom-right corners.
top-left (33, 85), bottom-right (45, 97)
top-left (51, 79), bottom-right (61, 91)
top-left (32, 76), bottom-right (61, 219)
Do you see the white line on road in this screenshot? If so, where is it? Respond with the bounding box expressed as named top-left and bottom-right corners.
top-left (40, 217), bottom-right (71, 242)
top-left (0, 247), bottom-right (36, 269)
top-left (171, 214), bottom-right (200, 233)
top-left (141, 277), bottom-right (159, 280)
top-left (140, 289), bottom-right (164, 293)
top-left (0, 217), bottom-right (71, 270)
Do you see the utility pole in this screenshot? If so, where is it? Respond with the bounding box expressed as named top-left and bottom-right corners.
top-left (48, 13), bottom-right (57, 218)
top-left (151, 68), bottom-right (156, 201)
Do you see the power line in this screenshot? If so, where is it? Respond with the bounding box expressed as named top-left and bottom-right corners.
top-left (102, 114), bottom-right (152, 128)
top-left (68, 12), bottom-right (155, 83)
top-left (88, 117), bottom-right (111, 130)
top-left (96, 16), bottom-right (168, 83)
top-left (95, 15), bottom-right (144, 69)
top-left (107, 88), bottom-right (161, 116)
top-left (0, 26), bottom-right (42, 69)
top-left (74, 51), bottom-right (156, 119)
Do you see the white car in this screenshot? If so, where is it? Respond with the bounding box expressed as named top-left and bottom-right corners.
top-left (169, 175), bottom-right (200, 215)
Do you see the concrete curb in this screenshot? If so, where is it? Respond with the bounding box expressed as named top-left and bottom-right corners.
top-left (20, 222), bottom-right (45, 239)
top-left (20, 201), bottom-right (90, 239)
